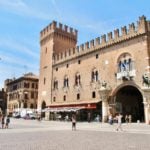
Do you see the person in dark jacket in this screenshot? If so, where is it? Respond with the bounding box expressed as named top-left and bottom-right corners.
top-left (72, 114), bottom-right (76, 131)
top-left (1, 115), bottom-right (5, 129)
top-left (5, 116), bottom-right (10, 129)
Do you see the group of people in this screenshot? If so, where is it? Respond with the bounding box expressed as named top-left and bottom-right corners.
top-left (108, 113), bottom-right (132, 131)
top-left (108, 114), bottom-right (132, 124)
top-left (125, 115), bottom-right (132, 124)
top-left (71, 113), bottom-right (132, 131)
top-left (0, 113), bottom-right (133, 131)
top-left (0, 115), bottom-right (10, 129)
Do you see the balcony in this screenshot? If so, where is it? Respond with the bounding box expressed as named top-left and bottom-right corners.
top-left (116, 70), bottom-right (136, 80)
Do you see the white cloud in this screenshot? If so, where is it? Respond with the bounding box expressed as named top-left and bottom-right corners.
top-left (0, 52), bottom-right (38, 68)
top-left (81, 21), bottom-right (113, 35)
top-left (0, 0), bottom-right (52, 20)
top-left (0, 37), bottom-right (39, 89)
top-left (0, 55), bottom-right (39, 89)
top-left (0, 0), bottom-right (26, 7)
top-left (0, 37), bottom-right (39, 59)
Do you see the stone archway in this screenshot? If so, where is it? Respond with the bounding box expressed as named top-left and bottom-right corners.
top-left (41, 101), bottom-right (46, 118)
top-left (111, 85), bottom-right (144, 122)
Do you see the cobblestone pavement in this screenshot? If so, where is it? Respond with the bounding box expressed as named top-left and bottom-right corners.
top-left (0, 119), bottom-right (150, 150)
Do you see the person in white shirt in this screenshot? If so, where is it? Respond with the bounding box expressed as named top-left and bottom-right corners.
top-left (116, 113), bottom-right (123, 131)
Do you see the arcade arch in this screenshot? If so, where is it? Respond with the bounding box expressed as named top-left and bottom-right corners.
top-left (110, 85), bottom-right (144, 122)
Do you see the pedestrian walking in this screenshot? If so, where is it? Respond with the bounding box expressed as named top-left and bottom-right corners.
top-left (1, 115), bottom-right (5, 129)
top-left (65, 115), bottom-right (69, 121)
top-left (0, 113), bottom-right (2, 128)
top-left (116, 113), bottom-right (123, 131)
top-left (128, 115), bottom-right (132, 123)
top-left (125, 115), bottom-right (129, 124)
top-left (37, 114), bottom-right (41, 122)
top-left (72, 114), bottom-right (76, 131)
top-left (95, 114), bottom-right (100, 122)
top-left (108, 114), bottom-right (113, 125)
top-left (5, 116), bottom-right (10, 129)
top-left (88, 112), bottom-right (91, 123)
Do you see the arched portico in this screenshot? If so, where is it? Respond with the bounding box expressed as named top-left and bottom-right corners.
top-left (110, 83), bottom-right (145, 122)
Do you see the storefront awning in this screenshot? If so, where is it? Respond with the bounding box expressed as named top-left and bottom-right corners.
top-left (42, 102), bottom-right (98, 112)
top-left (42, 107), bottom-right (84, 112)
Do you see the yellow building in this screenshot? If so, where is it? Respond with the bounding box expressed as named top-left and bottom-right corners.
top-left (6, 73), bottom-right (38, 115)
top-left (38, 16), bottom-right (150, 123)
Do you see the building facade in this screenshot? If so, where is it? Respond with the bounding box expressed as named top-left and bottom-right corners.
top-left (6, 73), bottom-right (38, 115)
top-left (0, 88), bottom-right (7, 114)
top-left (38, 16), bottom-right (150, 123)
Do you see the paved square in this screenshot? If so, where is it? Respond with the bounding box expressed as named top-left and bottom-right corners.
top-left (0, 119), bottom-right (150, 150)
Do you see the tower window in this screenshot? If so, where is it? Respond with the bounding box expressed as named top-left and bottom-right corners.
top-left (64, 95), bottom-right (66, 101)
top-left (66, 64), bottom-right (69, 68)
top-left (54, 80), bottom-right (58, 89)
top-left (77, 93), bottom-right (80, 100)
top-left (31, 92), bottom-right (34, 98)
top-left (53, 97), bottom-right (56, 102)
top-left (96, 54), bottom-right (99, 59)
top-left (44, 77), bottom-right (46, 85)
top-left (75, 74), bottom-right (81, 86)
top-left (91, 70), bottom-right (99, 82)
top-left (64, 77), bottom-right (69, 87)
top-left (45, 47), bottom-right (47, 54)
top-left (78, 60), bottom-right (81, 64)
top-left (32, 83), bottom-right (34, 88)
top-left (92, 91), bottom-right (96, 98)
top-left (56, 68), bottom-right (58, 71)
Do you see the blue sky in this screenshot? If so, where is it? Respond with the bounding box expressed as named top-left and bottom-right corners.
top-left (0, 0), bottom-right (150, 89)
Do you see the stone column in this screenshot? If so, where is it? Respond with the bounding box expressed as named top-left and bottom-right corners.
top-left (21, 101), bottom-right (24, 108)
top-left (99, 86), bottom-right (111, 122)
top-left (102, 100), bottom-right (109, 122)
top-left (143, 98), bottom-right (150, 124)
top-left (141, 88), bottom-right (150, 124)
top-left (45, 111), bottom-right (50, 121)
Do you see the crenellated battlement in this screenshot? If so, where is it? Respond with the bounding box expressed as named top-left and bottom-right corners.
top-left (53, 15), bottom-right (150, 65)
top-left (40, 20), bottom-right (78, 41)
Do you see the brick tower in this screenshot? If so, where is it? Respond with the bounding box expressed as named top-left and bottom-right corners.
top-left (38, 21), bottom-right (78, 112)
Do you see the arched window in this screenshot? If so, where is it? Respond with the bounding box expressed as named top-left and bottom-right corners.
top-left (63, 95), bottom-right (66, 101)
top-left (53, 79), bottom-right (58, 89)
top-left (42, 101), bottom-right (46, 109)
top-left (91, 69), bottom-right (99, 82)
top-left (117, 53), bottom-right (134, 72)
top-left (30, 103), bottom-right (34, 109)
top-left (92, 91), bottom-right (96, 98)
top-left (24, 102), bottom-right (27, 108)
top-left (64, 76), bottom-right (69, 87)
top-left (53, 97), bottom-right (56, 102)
top-left (75, 73), bottom-right (81, 86)
top-left (128, 58), bottom-right (132, 70)
top-left (77, 93), bottom-right (80, 100)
